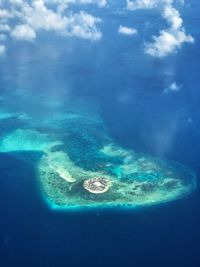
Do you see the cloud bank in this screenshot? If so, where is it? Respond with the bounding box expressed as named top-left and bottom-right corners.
top-left (0, 0), bottom-right (103, 47)
top-left (0, 0), bottom-right (194, 58)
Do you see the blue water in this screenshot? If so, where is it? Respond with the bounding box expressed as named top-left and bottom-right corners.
top-left (0, 0), bottom-right (200, 266)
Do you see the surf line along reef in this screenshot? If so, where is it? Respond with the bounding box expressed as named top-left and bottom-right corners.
top-left (0, 106), bottom-right (197, 210)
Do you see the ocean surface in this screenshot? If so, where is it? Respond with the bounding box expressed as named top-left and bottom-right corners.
top-left (0, 0), bottom-right (200, 266)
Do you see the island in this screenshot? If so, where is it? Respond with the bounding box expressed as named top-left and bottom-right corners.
top-left (0, 107), bottom-right (197, 210)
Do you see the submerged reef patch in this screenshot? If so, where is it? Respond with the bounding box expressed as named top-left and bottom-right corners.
top-left (0, 107), bottom-right (197, 210)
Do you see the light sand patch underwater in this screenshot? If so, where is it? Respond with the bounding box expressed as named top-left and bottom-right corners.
top-left (0, 109), bottom-right (196, 210)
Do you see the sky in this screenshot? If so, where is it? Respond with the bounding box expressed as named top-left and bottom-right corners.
top-left (0, 0), bottom-right (194, 58)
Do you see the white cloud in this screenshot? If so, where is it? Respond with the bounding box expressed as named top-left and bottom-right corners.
top-left (80, 0), bottom-right (107, 6)
top-left (169, 82), bottom-right (181, 91)
top-left (118, 25), bottom-right (138, 35)
top-left (0, 44), bottom-right (5, 55)
top-left (127, 0), bottom-right (185, 11)
top-left (44, 0), bottom-right (107, 9)
top-left (0, 33), bottom-right (6, 40)
top-left (8, 0), bottom-right (24, 4)
top-left (164, 81), bottom-right (182, 93)
top-left (127, 0), bottom-right (194, 57)
top-left (0, 24), bottom-right (11, 32)
top-left (0, 8), bottom-right (12, 19)
top-left (0, 0), bottom-right (103, 52)
top-left (22, 1), bottom-right (68, 32)
top-left (163, 5), bottom-right (183, 30)
top-left (63, 11), bottom-right (102, 40)
top-left (145, 29), bottom-right (193, 57)
top-left (0, 0), bottom-right (193, 57)
top-left (127, 0), bottom-right (158, 10)
top-left (11, 24), bottom-right (36, 41)
top-left (76, 0), bottom-right (107, 7)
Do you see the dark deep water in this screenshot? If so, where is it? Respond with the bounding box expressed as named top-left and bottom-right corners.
top-left (0, 154), bottom-right (200, 267)
top-left (0, 1), bottom-right (200, 266)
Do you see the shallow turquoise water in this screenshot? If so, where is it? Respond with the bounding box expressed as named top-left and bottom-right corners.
top-left (0, 99), bottom-right (196, 209)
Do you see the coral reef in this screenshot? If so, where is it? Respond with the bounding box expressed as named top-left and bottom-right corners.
top-left (0, 104), bottom-right (196, 210)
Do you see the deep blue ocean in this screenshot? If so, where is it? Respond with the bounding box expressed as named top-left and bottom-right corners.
top-left (0, 1), bottom-right (200, 266)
